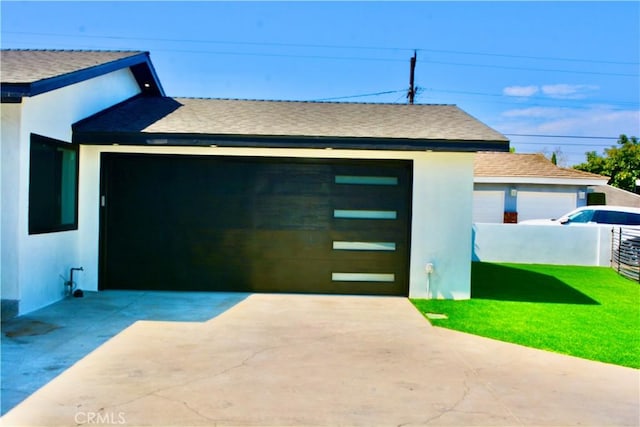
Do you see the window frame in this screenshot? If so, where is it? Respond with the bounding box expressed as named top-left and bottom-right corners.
top-left (28, 133), bottom-right (80, 235)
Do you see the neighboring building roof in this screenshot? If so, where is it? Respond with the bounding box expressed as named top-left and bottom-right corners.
top-left (474, 152), bottom-right (608, 185)
top-left (73, 96), bottom-right (510, 151)
top-left (588, 185), bottom-right (640, 208)
top-left (1, 49), bottom-right (164, 101)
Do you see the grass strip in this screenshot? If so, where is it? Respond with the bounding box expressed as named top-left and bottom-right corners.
top-left (411, 263), bottom-right (640, 368)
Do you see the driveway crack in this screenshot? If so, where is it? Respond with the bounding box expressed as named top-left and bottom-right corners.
top-left (96, 345), bottom-right (280, 415)
top-left (420, 379), bottom-right (471, 426)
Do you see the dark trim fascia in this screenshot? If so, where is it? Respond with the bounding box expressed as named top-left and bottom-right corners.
top-left (1, 52), bottom-right (164, 100)
top-left (130, 53), bottom-right (165, 96)
top-left (1, 95), bottom-right (23, 103)
top-left (73, 131), bottom-right (510, 152)
top-left (1, 83), bottom-right (30, 102)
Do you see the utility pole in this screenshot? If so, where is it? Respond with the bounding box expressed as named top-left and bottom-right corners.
top-left (407, 50), bottom-right (417, 104)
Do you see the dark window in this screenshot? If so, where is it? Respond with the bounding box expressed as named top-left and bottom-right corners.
top-left (593, 210), bottom-right (640, 226)
top-left (628, 214), bottom-right (640, 226)
top-left (28, 134), bottom-right (79, 234)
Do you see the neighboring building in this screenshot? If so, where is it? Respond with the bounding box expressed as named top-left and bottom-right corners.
top-left (1, 49), bottom-right (509, 317)
top-left (473, 152), bottom-right (608, 223)
top-left (588, 185), bottom-right (640, 208)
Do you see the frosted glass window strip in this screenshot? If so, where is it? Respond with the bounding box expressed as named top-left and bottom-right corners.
top-left (332, 241), bottom-right (396, 251)
top-left (332, 273), bottom-right (395, 282)
top-left (335, 175), bottom-right (398, 185)
top-left (333, 209), bottom-right (397, 220)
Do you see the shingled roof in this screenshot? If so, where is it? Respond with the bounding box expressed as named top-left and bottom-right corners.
top-left (73, 96), bottom-right (510, 151)
top-left (475, 152), bottom-right (608, 185)
top-left (1, 49), bottom-right (163, 100)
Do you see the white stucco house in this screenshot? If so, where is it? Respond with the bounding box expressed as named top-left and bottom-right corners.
top-left (1, 49), bottom-right (509, 318)
top-left (473, 152), bottom-right (608, 223)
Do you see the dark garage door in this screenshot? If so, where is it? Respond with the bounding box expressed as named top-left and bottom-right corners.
top-left (100, 154), bottom-right (412, 296)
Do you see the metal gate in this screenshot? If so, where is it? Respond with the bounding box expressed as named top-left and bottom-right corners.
top-left (611, 227), bottom-right (640, 282)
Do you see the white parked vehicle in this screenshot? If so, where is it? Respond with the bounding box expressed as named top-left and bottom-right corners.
top-left (519, 206), bottom-right (640, 227)
top-left (521, 206), bottom-right (640, 270)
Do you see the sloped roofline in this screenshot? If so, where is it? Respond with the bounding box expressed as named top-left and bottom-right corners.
top-left (72, 95), bottom-right (510, 152)
top-left (475, 176), bottom-right (609, 186)
top-left (1, 50), bottom-right (164, 102)
top-left (474, 152), bottom-right (608, 185)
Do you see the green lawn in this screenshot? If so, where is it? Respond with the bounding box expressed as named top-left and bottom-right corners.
top-left (411, 263), bottom-right (640, 368)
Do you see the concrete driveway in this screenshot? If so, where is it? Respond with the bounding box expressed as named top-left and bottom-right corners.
top-left (1, 293), bottom-right (638, 426)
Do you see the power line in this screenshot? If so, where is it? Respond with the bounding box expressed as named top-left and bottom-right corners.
top-left (4, 32), bottom-right (638, 108)
top-left (424, 59), bottom-right (637, 77)
top-left (425, 88), bottom-right (639, 108)
top-left (4, 30), bottom-right (638, 66)
top-left (512, 141), bottom-right (617, 147)
top-left (1, 40), bottom-right (402, 63)
top-left (6, 42), bottom-right (636, 109)
top-left (7, 39), bottom-right (635, 78)
top-left (10, 37), bottom-right (637, 107)
top-left (416, 47), bottom-right (639, 66)
top-left (504, 133), bottom-right (621, 140)
top-left (310, 89), bottom-right (406, 102)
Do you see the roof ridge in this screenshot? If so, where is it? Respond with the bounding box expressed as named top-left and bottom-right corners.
top-left (172, 96), bottom-right (457, 107)
top-left (1, 48), bottom-right (145, 53)
top-left (558, 165), bottom-right (608, 178)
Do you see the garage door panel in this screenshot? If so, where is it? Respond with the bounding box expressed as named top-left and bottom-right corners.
top-left (331, 218), bottom-right (407, 234)
top-left (252, 196), bottom-right (331, 229)
top-left (517, 191), bottom-right (577, 222)
top-left (332, 184), bottom-right (404, 199)
top-left (330, 257), bottom-right (404, 275)
top-left (330, 228), bottom-right (408, 242)
top-left (255, 168), bottom-right (331, 196)
top-left (191, 230), bottom-right (331, 259)
top-left (101, 154), bottom-right (411, 296)
top-left (473, 191), bottom-right (505, 224)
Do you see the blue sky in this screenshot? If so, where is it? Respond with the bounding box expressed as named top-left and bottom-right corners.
top-left (2, 1), bottom-right (639, 166)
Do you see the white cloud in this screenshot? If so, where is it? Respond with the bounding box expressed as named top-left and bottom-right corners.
top-left (495, 106), bottom-right (639, 166)
top-left (501, 83), bottom-right (600, 100)
top-left (540, 84), bottom-right (599, 99)
top-left (503, 85), bottom-right (539, 97)
top-left (537, 109), bottom-right (639, 134)
top-left (500, 106), bottom-right (639, 136)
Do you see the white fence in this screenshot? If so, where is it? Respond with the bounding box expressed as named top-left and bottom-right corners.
top-left (472, 223), bottom-right (612, 267)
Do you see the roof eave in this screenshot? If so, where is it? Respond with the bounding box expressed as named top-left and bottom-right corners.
top-left (475, 176), bottom-right (609, 186)
top-left (1, 52), bottom-right (164, 101)
top-left (72, 131), bottom-right (510, 152)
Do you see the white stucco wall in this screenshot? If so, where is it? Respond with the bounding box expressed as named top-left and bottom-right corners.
top-left (410, 153), bottom-right (474, 299)
top-left (2, 68), bottom-right (141, 314)
top-left (78, 145), bottom-right (475, 300)
top-left (1, 103), bottom-right (22, 302)
top-left (472, 223), bottom-right (612, 266)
